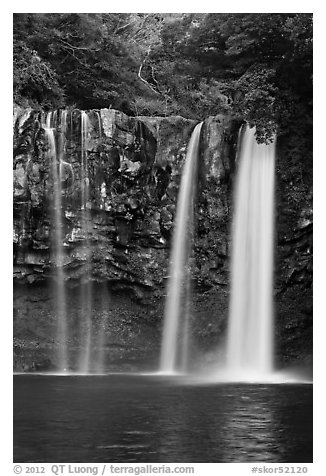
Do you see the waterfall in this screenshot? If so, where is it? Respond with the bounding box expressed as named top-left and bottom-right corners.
top-left (78, 111), bottom-right (93, 373)
top-left (226, 125), bottom-right (276, 378)
top-left (81, 111), bottom-right (90, 211)
top-left (40, 109), bottom-right (108, 373)
top-left (43, 111), bottom-right (68, 372)
top-left (160, 122), bottom-right (203, 373)
top-left (95, 111), bottom-right (102, 140)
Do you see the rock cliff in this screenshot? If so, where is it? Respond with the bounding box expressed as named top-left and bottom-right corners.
top-left (13, 106), bottom-right (312, 372)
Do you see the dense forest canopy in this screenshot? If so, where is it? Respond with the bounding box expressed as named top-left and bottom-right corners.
top-left (13, 13), bottom-right (312, 143)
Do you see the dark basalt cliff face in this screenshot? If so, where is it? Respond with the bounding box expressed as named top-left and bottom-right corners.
top-left (275, 133), bottom-right (313, 370)
top-left (13, 106), bottom-right (312, 372)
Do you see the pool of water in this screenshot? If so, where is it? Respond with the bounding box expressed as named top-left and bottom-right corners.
top-left (13, 374), bottom-right (312, 463)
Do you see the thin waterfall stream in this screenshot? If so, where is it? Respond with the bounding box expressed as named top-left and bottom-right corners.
top-left (160, 122), bottom-right (203, 374)
top-left (78, 111), bottom-right (93, 373)
top-left (43, 111), bottom-right (68, 372)
top-left (41, 109), bottom-right (107, 374)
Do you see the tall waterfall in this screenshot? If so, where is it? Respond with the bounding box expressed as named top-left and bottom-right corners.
top-left (226, 125), bottom-right (276, 378)
top-left (160, 122), bottom-right (203, 373)
top-left (78, 111), bottom-right (93, 373)
top-left (40, 109), bottom-right (108, 373)
top-left (43, 111), bottom-right (68, 372)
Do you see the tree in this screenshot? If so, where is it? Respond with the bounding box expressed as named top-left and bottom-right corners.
top-left (13, 13), bottom-right (152, 111)
top-left (146, 13), bottom-right (312, 142)
top-left (13, 12), bottom-right (312, 144)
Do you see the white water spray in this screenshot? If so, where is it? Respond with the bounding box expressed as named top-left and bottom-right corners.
top-left (43, 111), bottom-right (68, 372)
top-left (78, 111), bottom-right (93, 373)
top-left (226, 125), bottom-right (276, 379)
top-left (160, 122), bottom-right (203, 373)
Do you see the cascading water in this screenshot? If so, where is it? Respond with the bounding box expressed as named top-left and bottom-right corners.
top-left (81, 111), bottom-right (90, 212)
top-left (95, 111), bottom-right (102, 141)
top-left (160, 122), bottom-right (203, 374)
top-left (42, 109), bottom-right (106, 373)
top-left (58, 110), bottom-right (73, 181)
top-left (78, 111), bottom-right (93, 373)
top-left (226, 125), bottom-right (276, 379)
top-left (43, 111), bottom-right (68, 372)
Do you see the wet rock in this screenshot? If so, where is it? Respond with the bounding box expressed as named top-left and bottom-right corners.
top-left (13, 106), bottom-right (312, 370)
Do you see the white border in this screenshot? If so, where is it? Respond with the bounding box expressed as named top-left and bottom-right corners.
top-left (2, 4), bottom-right (324, 475)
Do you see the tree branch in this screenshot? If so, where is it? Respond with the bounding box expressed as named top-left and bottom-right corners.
top-left (59, 38), bottom-right (100, 52)
top-left (137, 48), bottom-right (160, 95)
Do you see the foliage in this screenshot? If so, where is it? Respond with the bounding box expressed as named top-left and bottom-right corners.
top-left (13, 13), bottom-right (312, 144)
top-left (148, 13), bottom-right (312, 142)
top-left (13, 13), bottom-right (152, 111)
top-left (13, 40), bottom-right (65, 108)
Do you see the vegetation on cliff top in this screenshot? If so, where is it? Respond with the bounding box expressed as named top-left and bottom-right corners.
top-left (13, 13), bottom-right (312, 142)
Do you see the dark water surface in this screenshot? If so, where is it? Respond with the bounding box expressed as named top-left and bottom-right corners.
top-left (14, 374), bottom-right (312, 463)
